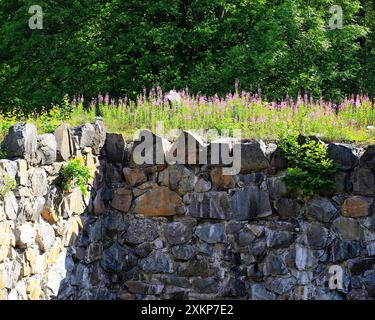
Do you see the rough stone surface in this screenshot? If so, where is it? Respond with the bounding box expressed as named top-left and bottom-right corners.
top-left (36, 134), bottom-right (57, 165)
top-left (195, 223), bottom-right (227, 243)
top-left (306, 197), bottom-right (338, 223)
top-left (1, 125), bottom-right (375, 301)
top-left (3, 124), bottom-right (38, 160)
top-left (54, 123), bottom-right (74, 161)
top-left (342, 196), bottom-right (372, 218)
top-left (134, 186), bottom-right (183, 216)
top-left (240, 141), bottom-right (270, 173)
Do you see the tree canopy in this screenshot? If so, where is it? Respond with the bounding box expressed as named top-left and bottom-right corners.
top-left (0, 0), bottom-right (374, 112)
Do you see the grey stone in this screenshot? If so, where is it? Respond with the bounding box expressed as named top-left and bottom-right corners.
top-left (192, 277), bottom-right (219, 294)
top-left (263, 253), bottom-right (288, 275)
top-left (0, 260), bottom-right (22, 289)
top-left (327, 144), bottom-right (358, 171)
top-left (124, 219), bottom-right (159, 245)
top-left (306, 197), bottom-right (338, 223)
top-left (360, 145), bottom-right (375, 169)
top-left (367, 242), bottom-right (375, 256)
top-left (0, 159), bottom-right (18, 180)
top-left (352, 167), bottom-right (375, 196)
top-left (267, 176), bottom-right (289, 199)
top-left (141, 251), bottom-right (174, 273)
top-left (331, 240), bottom-right (361, 262)
top-left (347, 257), bottom-right (375, 275)
top-left (101, 243), bottom-right (137, 273)
top-left (301, 222), bottom-right (330, 249)
top-left (361, 271), bottom-right (375, 297)
top-left (158, 165), bottom-right (197, 195)
top-left (250, 284), bottom-right (276, 300)
top-left (164, 219), bottom-right (196, 246)
top-left (29, 168), bottom-right (48, 197)
top-left (332, 217), bottom-right (364, 241)
top-left (234, 229), bottom-right (257, 246)
top-left (104, 133), bottom-right (126, 163)
top-left (4, 191), bottom-right (18, 220)
top-left (266, 229), bottom-right (294, 249)
top-left (194, 178), bottom-right (211, 193)
top-left (3, 123), bottom-right (37, 160)
top-left (265, 277), bottom-right (296, 295)
top-left (222, 278), bottom-right (247, 297)
top-left (92, 119), bottom-right (106, 154)
top-left (54, 123), bottom-right (74, 161)
top-left (240, 141), bottom-right (270, 173)
top-left (72, 123), bottom-right (95, 148)
top-left (186, 192), bottom-right (232, 220)
top-left (295, 244), bottom-right (319, 270)
top-left (230, 186), bottom-right (272, 219)
top-left (275, 198), bottom-right (301, 219)
top-left (195, 223), bottom-right (227, 243)
top-left (171, 244), bottom-right (195, 261)
top-left (36, 134), bottom-right (57, 165)
top-left (36, 220), bottom-right (56, 252)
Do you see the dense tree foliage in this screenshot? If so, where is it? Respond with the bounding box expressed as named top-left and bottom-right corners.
top-left (0, 0), bottom-right (374, 112)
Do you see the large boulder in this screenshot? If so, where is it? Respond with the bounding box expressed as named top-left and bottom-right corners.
top-left (3, 124), bottom-right (38, 160)
top-left (104, 133), bottom-right (126, 164)
top-left (359, 145), bottom-right (375, 170)
top-left (71, 123), bottom-right (95, 149)
top-left (305, 197), bottom-right (338, 223)
top-left (230, 186), bottom-right (273, 219)
top-left (327, 144), bottom-right (359, 171)
top-left (54, 123), bottom-right (74, 161)
top-left (352, 167), bottom-right (375, 196)
top-left (239, 141), bottom-right (270, 173)
top-left (36, 134), bottom-right (57, 165)
top-left (92, 119), bottom-right (106, 154)
top-left (186, 191), bottom-right (232, 220)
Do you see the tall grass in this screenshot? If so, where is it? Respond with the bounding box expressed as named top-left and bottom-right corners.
top-left (1, 88), bottom-right (374, 144)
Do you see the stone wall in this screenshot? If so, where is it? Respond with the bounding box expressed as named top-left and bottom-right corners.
top-left (0, 122), bottom-right (374, 300)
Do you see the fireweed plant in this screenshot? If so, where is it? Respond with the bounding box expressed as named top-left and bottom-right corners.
top-left (0, 86), bottom-right (374, 143)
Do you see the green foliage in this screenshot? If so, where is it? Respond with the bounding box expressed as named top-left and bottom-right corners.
top-left (0, 0), bottom-right (373, 112)
top-left (59, 158), bottom-right (92, 195)
top-left (0, 171), bottom-right (15, 200)
top-left (278, 134), bottom-right (336, 195)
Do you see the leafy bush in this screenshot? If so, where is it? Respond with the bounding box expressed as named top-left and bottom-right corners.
top-left (0, 171), bottom-right (15, 200)
top-left (59, 158), bottom-right (92, 195)
top-left (278, 134), bottom-right (336, 195)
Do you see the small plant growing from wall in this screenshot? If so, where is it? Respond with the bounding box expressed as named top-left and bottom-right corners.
top-left (59, 158), bottom-right (92, 195)
top-left (278, 134), bottom-right (336, 195)
top-left (0, 171), bottom-right (15, 200)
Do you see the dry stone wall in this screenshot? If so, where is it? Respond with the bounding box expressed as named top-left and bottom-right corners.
top-left (0, 121), bottom-right (374, 300)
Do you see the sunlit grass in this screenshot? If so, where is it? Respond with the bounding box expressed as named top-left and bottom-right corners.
top-left (1, 89), bottom-right (374, 145)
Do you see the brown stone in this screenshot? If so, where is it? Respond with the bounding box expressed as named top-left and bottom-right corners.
top-left (135, 186), bottom-right (183, 216)
top-left (342, 196), bottom-right (372, 218)
top-left (111, 188), bottom-right (133, 213)
top-left (123, 167), bottom-right (147, 187)
top-left (210, 167), bottom-right (236, 189)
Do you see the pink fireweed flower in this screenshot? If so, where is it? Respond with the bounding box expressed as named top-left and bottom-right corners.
top-left (166, 90), bottom-right (181, 106)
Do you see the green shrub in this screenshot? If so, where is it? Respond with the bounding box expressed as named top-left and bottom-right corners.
top-left (278, 134), bottom-right (336, 195)
top-left (0, 171), bottom-right (15, 200)
top-left (59, 158), bottom-right (92, 195)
